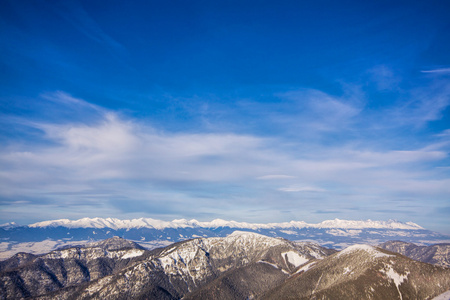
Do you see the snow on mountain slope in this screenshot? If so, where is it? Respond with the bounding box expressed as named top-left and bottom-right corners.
top-left (0, 237), bottom-right (151, 299)
top-left (281, 251), bottom-right (309, 267)
top-left (3, 234), bottom-right (449, 300)
top-left (28, 217), bottom-right (423, 230)
top-left (336, 244), bottom-right (393, 259)
top-left (27, 233), bottom-right (333, 300)
top-left (0, 222), bottom-right (18, 230)
top-left (263, 244), bottom-right (450, 300)
top-left (379, 240), bottom-right (450, 268)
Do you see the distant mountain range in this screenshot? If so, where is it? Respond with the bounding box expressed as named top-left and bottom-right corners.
top-left (1, 218), bottom-right (449, 260)
top-left (25, 217), bottom-right (424, 230)
top-left (1, 233), bottom-right (449, 299)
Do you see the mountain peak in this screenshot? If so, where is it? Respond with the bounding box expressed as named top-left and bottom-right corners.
top-left (336, 244), bottom-right (393, 259)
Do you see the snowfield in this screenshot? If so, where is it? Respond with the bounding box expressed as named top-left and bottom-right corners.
top-left (282, 251), bottom-right (309, 267)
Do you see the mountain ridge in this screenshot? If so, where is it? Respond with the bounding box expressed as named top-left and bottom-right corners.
top-left (0, 233), bottom-right (334, 299)
top-left (25, 217), bottom-right (424, 230)
top-left (2, 234), bottom-right (448, 300)
top-left (2, 218), bottom-right (449, 260)
top-left (379, 240), bottom-right (450, 268)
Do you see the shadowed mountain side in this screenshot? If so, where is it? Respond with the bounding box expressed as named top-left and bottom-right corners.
top-left (183, 262), bottom-right (289, 300)
top-left (0, 252), bottom-right (37, 273)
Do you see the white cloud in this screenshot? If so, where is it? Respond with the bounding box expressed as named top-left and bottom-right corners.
top-left (278, 185), bottom-right (326, 193)
top-left (1, 90), bottom-right (450, 225)
top-left (257, 175), bottom-right (296, 180)
top-left (1, 107), bottom-right (448, 202)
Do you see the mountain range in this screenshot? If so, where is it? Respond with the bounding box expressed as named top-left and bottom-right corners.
top-left (1, 218), bottom-right (449, 260)
top-left (1, 233), bottom-right (449, 299)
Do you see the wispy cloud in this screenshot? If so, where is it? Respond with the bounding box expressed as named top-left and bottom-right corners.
top-left (1, 89), bottom-right (449, 226)
top-left (275, 88), bottom-right (363, 133)
top-left (421, 68), bottom-right (450, 74)
top-left (257, 175), bottom-right (296, 180)
top-left (367, 65), bottom-right (401, 91)
top-left (48, 0), bottom-right (125, 54)
top-left (40, 91), bottom-right (104, 112)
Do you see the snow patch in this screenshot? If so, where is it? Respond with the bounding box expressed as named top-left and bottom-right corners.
top-left (295, 261), bottom-right (316, 273)
top-left (309, 250), bottom-right (324, 259)
top-left (121, 249), bottom-right (144, 259)
top-left (258, 260), bottom-right (279, 269)
top-left (381, 265), bottom-right (409, 300)
top-left (282, 251), bottom-right (309, 267)
top-left (343, 266), bottom-right (352, 275)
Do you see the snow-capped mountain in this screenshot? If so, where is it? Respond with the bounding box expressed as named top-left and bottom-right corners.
top-left (28, 217), bottom-right (424, 230)
top-left (1, 218), bottom-right (449, 260)
top-left (0, 222), bottom-right (18, 230)
top-left (2, 234), bottom-right (449, 300)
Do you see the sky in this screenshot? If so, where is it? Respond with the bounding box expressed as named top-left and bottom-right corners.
top-left (1, 0), bottom-right (450, 233)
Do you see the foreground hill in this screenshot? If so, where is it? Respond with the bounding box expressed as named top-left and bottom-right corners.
top-left (1, 234), bottom-right (449, 299)
top-left (379, 240), bottom-right (450, 268)
top-left (262, 245), bottom-right (450, 300)
top-left (0, 232), bottom-right (333, 299)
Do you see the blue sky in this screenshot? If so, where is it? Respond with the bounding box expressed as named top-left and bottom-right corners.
top-left (1, 0), bottom-right (450, 233)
